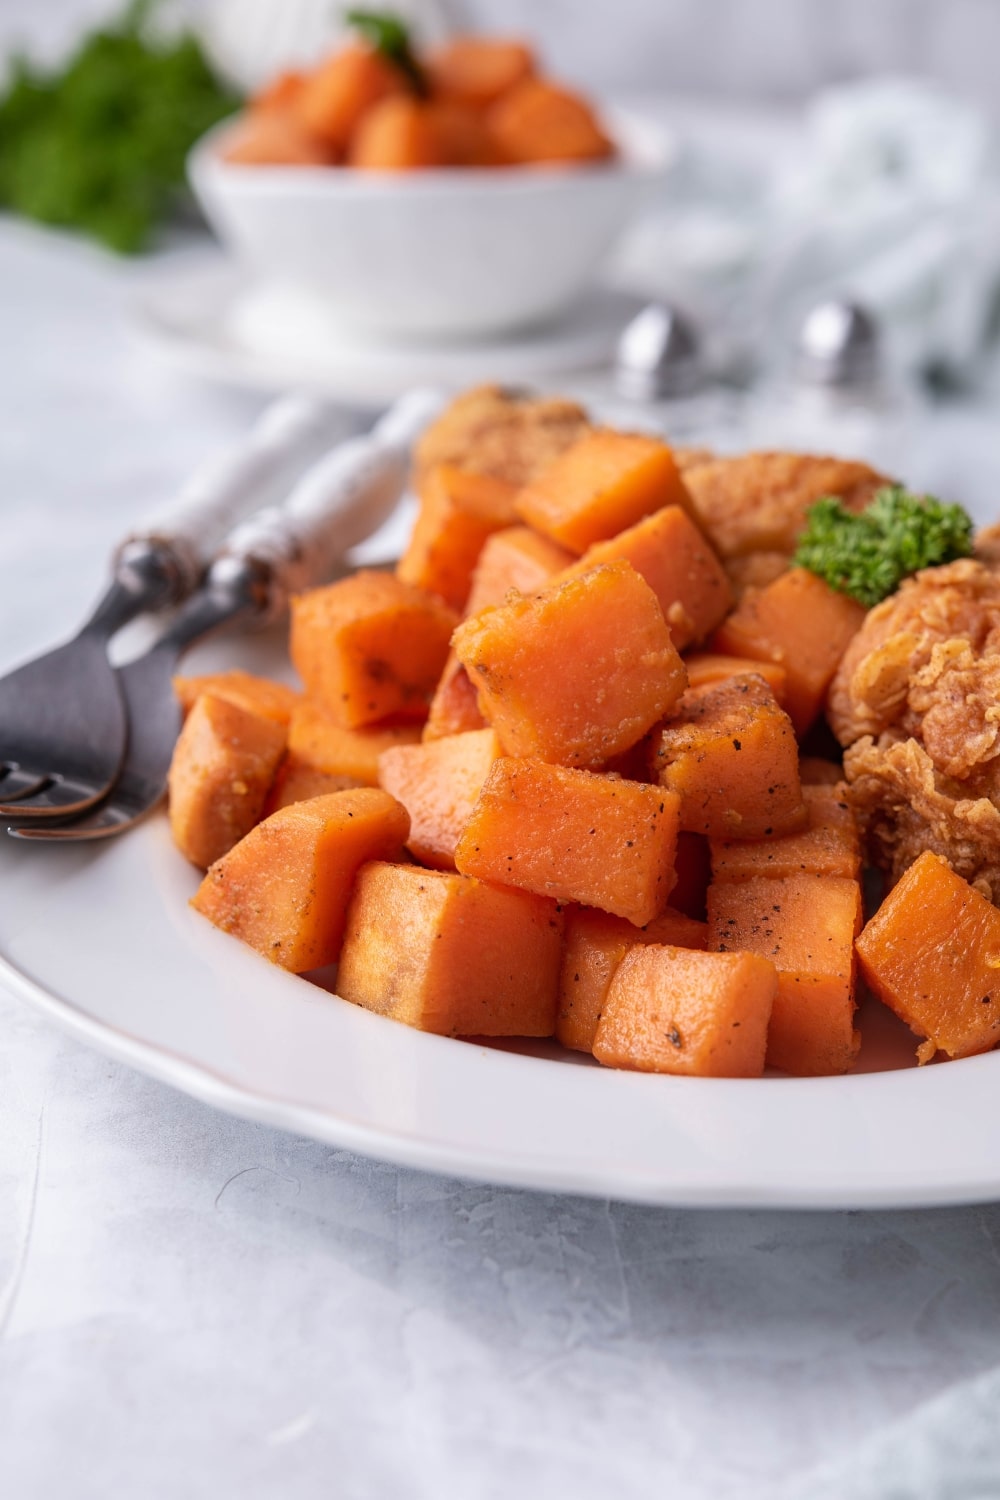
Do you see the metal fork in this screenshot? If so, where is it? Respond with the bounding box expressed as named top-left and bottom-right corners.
top-left (10, 388), bottom-right (443, 843)
top-left (0, 392), bottom-right (344, 822)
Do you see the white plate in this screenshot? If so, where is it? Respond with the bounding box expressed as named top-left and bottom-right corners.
top-left (131, 263), bottom-right (641, 406)
top-left (4, 751), bottom-right (1000, 1209)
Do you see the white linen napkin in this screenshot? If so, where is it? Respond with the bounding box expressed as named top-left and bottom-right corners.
top-left (787, 1360), bottom-right (1000, 1499)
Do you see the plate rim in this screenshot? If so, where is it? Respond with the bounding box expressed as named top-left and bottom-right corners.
top-left (5, 889), bottom-right (1000, 1213)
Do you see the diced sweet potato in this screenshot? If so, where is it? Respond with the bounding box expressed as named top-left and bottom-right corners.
top-left (707, 873), bottom-right (862, 1075)
top-left (287, 699), bottom-right (422, 783)
top-left (422, 653), bottom-right (487, 740)
top-left (263, 760), bottom-right (364, 816)
top-left (651, 675), bottom-right (806, 839)
top-left (191, 789), bottom-right (410, 972)
top-left (290, 571), bottom-right (457, 728)
top-left (428, 37), bottom-right (535, 108)
top-left (396, 465), bottom-right (519, 610)
top-left (516, 429), bottom-right (695, 554)
top-left (683, 653), bottom-right (788, 708)
top-left (251, 70), bottom-right (308, 116)
top-left (378, 727), bottom-right (499, 870)
top-left (593, 946), bottom-right (776, 1077)
top-left (173, 670), bottom-right (300, 725)
top-left (453, 560), bottom-right (687, 767)
top-left (455, 757), bottom-right (680, 925)
top-left (464, 525), bottom-right (574, 618)
top-left (710, 784), bottom-right (860, 884)
top-left (168, 694), bottom-right (287, 870)
top-left (348, 96), bottom-right (449, 170)
top-left (557, 905), bottom-right (707, 1053)
top-left (221, 111), bottom-right (334, 166)
top-left (487, 78), bottom-right (613, 164)
top-left (298, 44), bottom-right (405, 151)
top-left (554, 505), bottom-right (732, 651)
top-left (712, 567), bottom-right (866, 735)
top-left (427, 100), bottom-right (507, 166)
top-left (337, 861), bottom-right (563, 1035)
top-left (856, 850), bottom-right (1000, 1062)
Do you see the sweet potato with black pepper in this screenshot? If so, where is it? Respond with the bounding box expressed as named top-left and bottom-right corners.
top-left (557, 905), bottom-right (707, 1053)
top-left (191, 789), bottom-right (410, 972)
top-left (651, 675), bottom-right (806, 840)
top-left (337, 861), bottom-right (563, 1035)
top-left (168, 694), bottom-right (287, 870)
top-left (455, 757), bottom-right (680, 925)
top-left (290, 571), bottom-right (457, 728)
top-left (453, 560), bottom-right (687, 768)
top-left (593, 946), bottom-right (776, 1077)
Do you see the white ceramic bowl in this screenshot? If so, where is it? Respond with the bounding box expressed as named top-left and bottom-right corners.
top-left (187, 112), bottom-right (676, 340)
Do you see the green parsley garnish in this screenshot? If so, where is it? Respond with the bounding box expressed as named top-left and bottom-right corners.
top-left (793, 486), bottom-right (975, 608)
top-left (0, 0), bottom-right (241, 254)
top-left (345, 9), bottom-right (427, 96)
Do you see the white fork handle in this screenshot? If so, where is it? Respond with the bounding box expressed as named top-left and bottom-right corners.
top-left (220, 387), bottom-right (445, 617)
top-left (122, 392), bottom-right (342, 591)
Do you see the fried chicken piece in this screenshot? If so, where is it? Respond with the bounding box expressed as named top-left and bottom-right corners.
top-left (829, 559), bottom-right (1000, 899)
top-left (682, 452), bottom-right (889, 560)
top-left (413, 385), bottom-right (591, 490)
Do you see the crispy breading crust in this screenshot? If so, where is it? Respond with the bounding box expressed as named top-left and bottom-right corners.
top-left (831, 559), bottom-right (1000, 898)
top-left (413, 385), bottom-right (591, 490)
top-left (682, 451), bottom-right (889, 560)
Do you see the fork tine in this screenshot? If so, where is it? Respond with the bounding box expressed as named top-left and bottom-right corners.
top-left (0, 764), bottom-right (51, 803)
top-left (0, 771), bottom-right (108, 820)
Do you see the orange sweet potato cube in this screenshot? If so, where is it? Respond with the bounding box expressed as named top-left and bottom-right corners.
top-left (222, 110), bottom-right (334, 166)
top-left (191, 789), bottom-right (410, 972)
top-left (168, 694), bottom-right (287, 870)
top-left (378, 727), bottom-right (499, 870)
top-left (337, 862), bottom-right (563, 1036)
top-left (287, 698), bottom-right (422, 783)
top-left (348, 96), bottom-right (449, 169)
top-left (651, 675), bottom-right (806, 840)
top-left (396, 465), bottom-right (519, 610)
top-left (173, 670), bottom-right (300, 725)
top-left (428, 36), bottom-right (535, 108)
top-left (516, 428), bottom-right (696, 554)
top-left (710, 784), bottom-right (860, 884)
top-left (464, 524), bottom-right (574, 618)
top-left (453, 560), bottom-right (687, 767)
top-left (290, 571), bottom-right (458, 728)
top-left (707, 872), bottom-right (863, 1075)
top-left (557, 904), bottom-right (707, 1053)
top-left (487, 78), bottom-right (613, 164)
top-left (298, 44), bottom-right (405, 151)
top-left (455, 757), bottom-right (680, 926)
top-left (712, 567), bottom-right (866, 735)
top-left (422, 653), bottom-right (487, 741)
top-left (593, 946), bottom-right (776, 1077)
top-left (555, 505), bottom-right (732, 650)
top-left (683, 652), bottom-right (788, 708)
top-left (263, 760), bottom-right (364, 816)
top-left (856, 850), bottom-right (1000, 1062)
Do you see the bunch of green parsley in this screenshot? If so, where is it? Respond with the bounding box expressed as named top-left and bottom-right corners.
top-left (0, 0), bottom-right (241, 253)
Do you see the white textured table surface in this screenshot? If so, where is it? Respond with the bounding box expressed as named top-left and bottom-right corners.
top-left (4, 220), bottom-right (1000, 1500)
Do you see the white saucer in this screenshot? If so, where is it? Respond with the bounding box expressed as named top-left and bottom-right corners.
top-left (131, 262), bottom-right (639, 407)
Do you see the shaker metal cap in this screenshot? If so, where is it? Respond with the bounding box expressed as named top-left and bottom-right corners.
top-left (796, 299), bottom-right (881, 388)
top-left (614, 302), bottom-right (703, 401)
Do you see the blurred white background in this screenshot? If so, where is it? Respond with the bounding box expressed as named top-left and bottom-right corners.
top-left (1, 0), bottom-right (998, 112)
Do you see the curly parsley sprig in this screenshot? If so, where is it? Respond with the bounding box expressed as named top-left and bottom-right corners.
top-left (793, 486), bottom-right (974, 608)
top-left (0, 0), bottom-right (241, 254)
